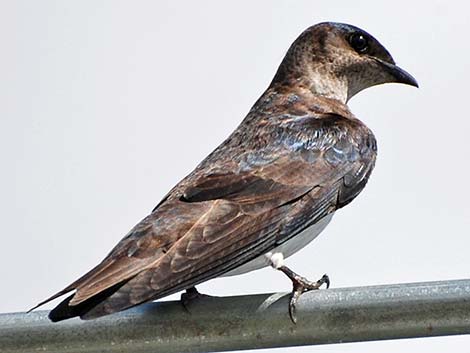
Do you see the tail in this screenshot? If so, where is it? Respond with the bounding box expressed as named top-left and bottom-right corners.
top-left (27, 285), bottom-right (76, 314)
top-left (28, 247), bottom-right (147, 321)
top-left (48, 281), bottom-right (127, 322)
top-left (27, 261), bottom-right (134, 322)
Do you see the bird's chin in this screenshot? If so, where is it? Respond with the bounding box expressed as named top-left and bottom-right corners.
top-left (376, 58), bottom-right (419, 88)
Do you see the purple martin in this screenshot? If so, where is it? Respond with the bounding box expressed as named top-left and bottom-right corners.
top-left (31, 22), bottom-right (418, 323)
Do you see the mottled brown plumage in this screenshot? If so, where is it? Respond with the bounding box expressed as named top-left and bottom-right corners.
top-left (31, 22), bottom-right (417, 321)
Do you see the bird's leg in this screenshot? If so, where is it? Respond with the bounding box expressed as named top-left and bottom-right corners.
top-left (266, 252), bottom-right (329, 324)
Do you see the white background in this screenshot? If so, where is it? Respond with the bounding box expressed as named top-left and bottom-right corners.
top-left (1, 1), bottom-right (469, 352)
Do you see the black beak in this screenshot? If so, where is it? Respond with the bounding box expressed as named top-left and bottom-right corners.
top-left (378, 59), bottom-right (419, 88)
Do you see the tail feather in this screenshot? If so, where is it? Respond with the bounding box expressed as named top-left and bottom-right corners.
top-left (48, 281), bottom-right (128, 322)
top-left (28, 253), bottom-right (137, 316)
top-left (27, 286), bottom-right (76, 313)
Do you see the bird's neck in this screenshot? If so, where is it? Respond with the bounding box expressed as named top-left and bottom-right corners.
top-left (271, 52), bottom-right (350, 104)
top-left (271, 65), bottom-right (348, 104)
top-left (250, 84), bottom-right (352, 121)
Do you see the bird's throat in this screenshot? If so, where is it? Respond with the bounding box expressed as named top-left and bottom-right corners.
top-left (306, 70), bottom-right (348, 104)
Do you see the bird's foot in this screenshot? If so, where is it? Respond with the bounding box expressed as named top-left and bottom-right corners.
top-left (278, 265), bottom-right (330, 324)
top-left (180, 287), bottom-right (212, 312)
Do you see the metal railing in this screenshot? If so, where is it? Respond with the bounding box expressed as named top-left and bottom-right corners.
top-left (1, 279), bottom-right (470, 352)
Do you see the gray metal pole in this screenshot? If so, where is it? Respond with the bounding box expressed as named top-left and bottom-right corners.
top-left (1, 279), bottom-right (470, 353)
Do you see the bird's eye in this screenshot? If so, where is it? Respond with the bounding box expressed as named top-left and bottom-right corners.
top-left (349, 33), bottom-right (369, 53)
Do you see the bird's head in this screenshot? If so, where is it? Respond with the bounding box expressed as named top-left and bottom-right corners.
top-left (272, 22), bottom-right (418, 103)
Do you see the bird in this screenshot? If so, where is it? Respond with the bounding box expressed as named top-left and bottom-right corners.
top-left (30, 22), bottom-right (418, 323)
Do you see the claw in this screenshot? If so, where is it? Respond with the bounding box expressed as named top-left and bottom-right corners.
top-left (321, 274), bottom-right (330, 289)
top-left (278, 265), bottom-right (330, 324)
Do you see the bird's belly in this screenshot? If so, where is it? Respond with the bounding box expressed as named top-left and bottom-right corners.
top-left (222, 213), bottom-right (334, 277)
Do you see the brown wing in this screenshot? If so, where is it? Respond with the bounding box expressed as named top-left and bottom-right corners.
top-left (79, 172), bottom-right (329, 318)
top-left (43, 156), bottom-right (319, 321)
top-left (37, 114), bottom-right (376, 321)
top-left (72, 156), bottom-right (318, 306)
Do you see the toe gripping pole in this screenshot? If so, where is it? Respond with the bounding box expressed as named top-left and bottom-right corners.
top-left (1, 279), bottom-right (470, 353)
